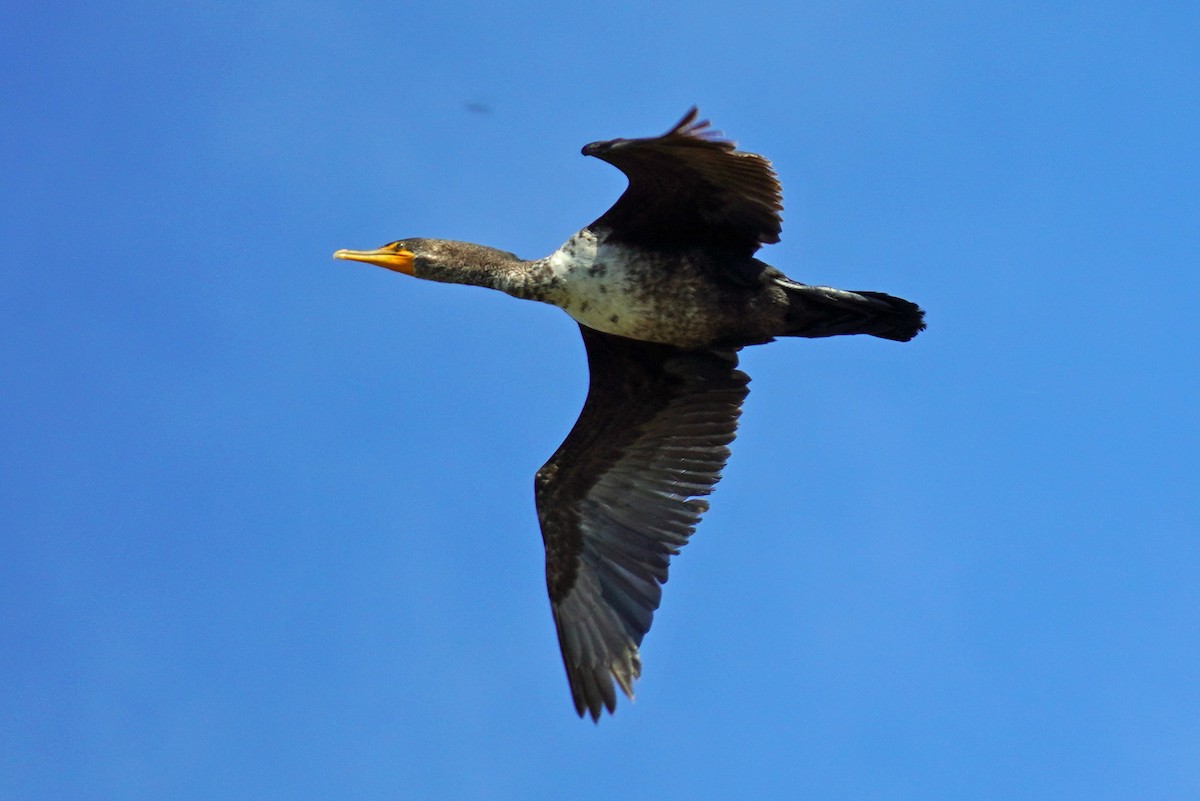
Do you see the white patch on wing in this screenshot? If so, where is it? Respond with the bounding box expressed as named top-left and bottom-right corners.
top-left (545, 231), bottom-right (657, 338)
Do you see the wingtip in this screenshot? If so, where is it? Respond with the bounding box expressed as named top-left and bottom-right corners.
top-left (566, 648), bottom-right (641, 722)
top-left (668, 105), bottom-right (708, 137)
top-left (675, 105), bottom-right (700, 129)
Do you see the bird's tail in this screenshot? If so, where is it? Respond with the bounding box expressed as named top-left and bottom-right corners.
top-left (780, 281), bottom-right (926, 343)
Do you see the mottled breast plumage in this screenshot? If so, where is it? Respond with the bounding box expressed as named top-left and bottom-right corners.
top-left (540, 229), bottom-right (772, 347)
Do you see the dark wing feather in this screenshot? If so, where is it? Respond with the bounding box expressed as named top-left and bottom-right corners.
top-left (535, 325), bottom-right (750, 720)
top-left (582, 107), bottom-right (783, 257)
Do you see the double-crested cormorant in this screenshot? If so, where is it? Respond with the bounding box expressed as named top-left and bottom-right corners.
top-left (334, 108), bottom-right (925, 721)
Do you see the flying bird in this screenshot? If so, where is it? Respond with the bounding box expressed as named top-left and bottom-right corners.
top-left (334, 108), bottom-right (925, 720)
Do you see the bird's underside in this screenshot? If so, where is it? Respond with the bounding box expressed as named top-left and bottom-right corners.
top-left (334, 107), bottom-right (925, 721)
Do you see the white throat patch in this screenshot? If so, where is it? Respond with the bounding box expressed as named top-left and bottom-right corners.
top-left (544, 231), bottom-right (658, 338)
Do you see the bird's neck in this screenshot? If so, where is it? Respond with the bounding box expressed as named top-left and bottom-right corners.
top-left (419, 241), bottom-right (564, 305)
top-left (418, 242), bottom-right (529, 292)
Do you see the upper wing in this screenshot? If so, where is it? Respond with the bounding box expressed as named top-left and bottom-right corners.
top-left (582, 107), bottom-right (783, 257)
top-left (534, 324), bottom-right (750, 720)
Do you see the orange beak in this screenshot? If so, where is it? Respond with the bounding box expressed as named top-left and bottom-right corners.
top-left (333, 246), bottom-right (415, 276)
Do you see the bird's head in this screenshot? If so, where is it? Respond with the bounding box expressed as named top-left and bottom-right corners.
top-left (333, 238), bottom-right (523, 290)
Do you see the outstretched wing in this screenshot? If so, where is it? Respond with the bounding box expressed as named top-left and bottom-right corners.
top-left (582, 107), bottom-right (783, 257)
top-left (534, 324), bottom-right (750, 720)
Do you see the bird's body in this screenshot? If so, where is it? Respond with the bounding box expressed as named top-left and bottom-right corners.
top-left (440, 229), bottom-right (779, 346)
top-left (335, 109), bottom-right (925, 720)
top-left (542, 229), bottom-right (782, 347)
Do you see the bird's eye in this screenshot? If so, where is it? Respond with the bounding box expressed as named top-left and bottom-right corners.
top-left (393, 241), bottom-right (406, 252)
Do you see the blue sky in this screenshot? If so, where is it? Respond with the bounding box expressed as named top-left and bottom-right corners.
top-left (3, 1), bottom-right (1199, 798)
